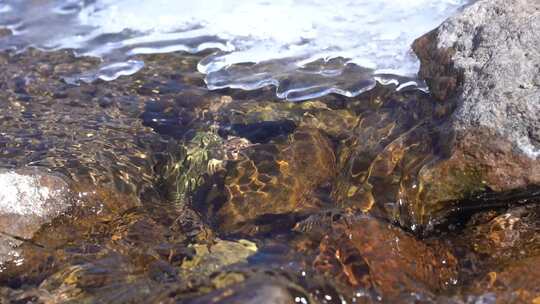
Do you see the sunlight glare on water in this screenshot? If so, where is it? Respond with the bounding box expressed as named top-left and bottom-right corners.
top-left (0, 0), bottom-right (469, 100)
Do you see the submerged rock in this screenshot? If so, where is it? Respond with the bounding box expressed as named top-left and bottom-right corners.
top-left (327, 86), bottom-right (447, 231)
top-left (181, 239), bottom-right (258, 278)
top-left (3, 25), bottom-right (540, 302)
top-left (313, 215), bottom-right (458, 302)
top-left (203, 127), bottom-right (336, 234)
top-left (462, 205), bottom-right (540, 264)
top-left (442, 205), bottom-right (540, 304)
top-left (188, 279), bottom-right (297, 304)
top-left (464, 255), bottom-right (540, 304)
top-left (411, 0), bottom-right (540, 226)
top-left (0, 168), bottom-right (72, 265)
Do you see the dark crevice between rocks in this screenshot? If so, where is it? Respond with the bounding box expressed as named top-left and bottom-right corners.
top-left (219, 120), bottom-right (297, 144)
top-left (421, 185), bottom-right (540, 237)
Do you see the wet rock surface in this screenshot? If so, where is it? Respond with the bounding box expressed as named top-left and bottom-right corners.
top-left (203, 127), bottom-right (336, 235)
top-left (187, 276), bottom-right (298, 304)
top-left (464, 255), bottom-right (540, 304)
top-left (0, 168), bottom-right (72, 265)
top-left (312, 215), bottom-right (458, 302)
top-left (0, 15), bottom-right (539, 302)
top-left (443, 205), bottom-right (540, 304)
top-left (412, 0), bottom-right (540, 225)
top-left (330, 87), bottom-right (445, 228)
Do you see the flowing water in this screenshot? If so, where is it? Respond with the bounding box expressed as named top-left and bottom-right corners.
top-left (0, 0), bottom-right (467, 100)
top-left (2, 1), bottom-right (540, 304)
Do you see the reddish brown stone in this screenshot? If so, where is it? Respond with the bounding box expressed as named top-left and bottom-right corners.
top-left (314, 216), bottom-right (458, 301)
top-left (210, 127), bottom-right (336, 234)
top-left (466, 256), bottom-right (540, 304)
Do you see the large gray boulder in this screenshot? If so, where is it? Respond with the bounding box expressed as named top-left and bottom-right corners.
top-left (410, 0), bottom-right (540, 226)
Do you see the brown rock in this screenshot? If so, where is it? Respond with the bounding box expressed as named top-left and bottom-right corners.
top-left (207, 127), bottom-right (336, 234)
top-left (416, 129), bottom-right (540, 225)
top-left (314, 216), bottom-right (458, 302)
top-left (465, 256), bottom-right (540, 304)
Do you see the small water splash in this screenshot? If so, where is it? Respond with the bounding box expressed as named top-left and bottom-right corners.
top-left (0, 0), bottom-right (469, 101)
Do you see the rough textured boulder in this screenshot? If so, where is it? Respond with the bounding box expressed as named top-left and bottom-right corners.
top-left (411, 0), bottom-right (540, 226)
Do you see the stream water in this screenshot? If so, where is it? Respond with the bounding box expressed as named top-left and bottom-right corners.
top-left (2, 1), bottom-right (540, 304)
top-left (0, 0), bottom-right (468, 100)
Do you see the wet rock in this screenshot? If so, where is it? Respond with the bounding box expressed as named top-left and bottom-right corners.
top-left (461, 205), bottom-right (540, 264)
top-left (203, 127), bottom-right (336, 234)
top-left (181, 239), bottom-right (258, 278)
top-left (464, 256), bottom-right (540, 304)
top-left (228, 120), bottom-right (297, 144)
top-left (442, 205), bottom-right (540, 295)
top-left (427, 204), bottom-right (540, 303)
top-left (161, 131), bottom-right (226, 204)
top-left (141, 90), bottom-right (232, 139)
top-left (0, 49), bottom-right (164, 200)
top-left (8, 42), bottom-right (540, 303)
top-left (6, 210), bottom-right (196, 303)
top-left (0, 168), bottom-right (72, 265)
top-left (189, 279), bottom-right (296, 304)
top-left (412, 0), bottom-right (540, 226)
top-left (330, 88), bottom-right (443, 227)
top-left (34, 253), bottom-right (162, 303)
top-left (313, 215), bottom-right (458, 302)
top-left (0, 49), bottom-right (195, 293)
top-left (217, 98), bottom-right (359, 141)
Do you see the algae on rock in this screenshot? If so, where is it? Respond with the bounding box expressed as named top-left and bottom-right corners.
top-left (162, 131), bottom-right (224, 204)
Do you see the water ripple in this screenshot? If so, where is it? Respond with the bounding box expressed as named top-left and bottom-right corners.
top-left (0, 0), bottom-right (469, 100)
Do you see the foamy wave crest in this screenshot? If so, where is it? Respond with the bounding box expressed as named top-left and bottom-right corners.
top-left (0, 0), bottom-right (469, 101)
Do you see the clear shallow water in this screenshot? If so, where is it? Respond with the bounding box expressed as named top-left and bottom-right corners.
top-left (2, 5), bottom-right (540, 303)
top-left (0, 0), bottom-right (468, 101)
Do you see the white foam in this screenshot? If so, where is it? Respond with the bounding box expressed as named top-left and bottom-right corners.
top-left (0, 0), bottom-right (469, 100)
